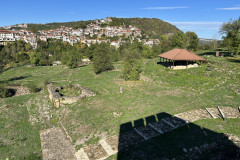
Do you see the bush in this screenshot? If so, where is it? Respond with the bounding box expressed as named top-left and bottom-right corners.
top-left (122, 48), bottom-right (142, 81)
top-left (44, 79), bottom-right (49, 86)
top-left (27, 84), bottom-right (41, 93)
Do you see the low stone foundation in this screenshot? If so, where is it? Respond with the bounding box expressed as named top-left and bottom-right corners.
top-left (46, 84), bottom-right (61, 107)
top-left (46, 83), bottom-right (96, 107)
top-left (5, 86), bottom-right (30, 96)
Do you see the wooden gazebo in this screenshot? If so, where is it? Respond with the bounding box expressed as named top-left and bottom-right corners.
top-left (158, 49), bottom-right (206, 68)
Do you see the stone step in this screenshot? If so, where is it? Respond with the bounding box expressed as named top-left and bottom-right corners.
top-left (99, 139), bottom-right (116, 156)
top-left (105, 135), bottom-right (119, 153)
top-left (149, 120), bottom-right (175, 134)
top-left (206, 108), bottom-right (221, 118)
top-left (83, 143), bottom-right (108, 160)
top-left (75, 148), bottom-right (89, 160)
top-left (117, 130), bottom-right (144, 150)
top-left (134, 126), bottom-right (160, 140)
top-left (148, 123), bottom-right (164, 134)
top-left (162, 116), bottom-right (187, 128)
top-left (161, 118), bottom-right (177, 129)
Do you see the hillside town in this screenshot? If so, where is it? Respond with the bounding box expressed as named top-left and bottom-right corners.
top-left (0, 17), bottom-right (160, 48)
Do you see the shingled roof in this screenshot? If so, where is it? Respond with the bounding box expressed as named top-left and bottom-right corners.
top-left (158, 49), bottom-right (206, 61)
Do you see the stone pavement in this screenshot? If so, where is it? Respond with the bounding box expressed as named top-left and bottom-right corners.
top-left (40, 107), bottom-right (240, 160)
top-left (40, 127), bottom-right (77, 160)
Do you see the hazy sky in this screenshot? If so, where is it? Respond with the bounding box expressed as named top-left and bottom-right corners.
top-left (1, 0), bottom-right (240, 39)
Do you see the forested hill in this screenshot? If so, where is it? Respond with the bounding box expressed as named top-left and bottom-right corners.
top-left (109, 17), bottom-right (180, 38)
top-left (27, 17), bottom-right (180, 38)
top-left (27, 20), bottom-right (94, 31)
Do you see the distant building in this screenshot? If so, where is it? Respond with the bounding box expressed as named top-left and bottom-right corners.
top-left (144, 39), bottom-right (160, 47)
top-left (18, 23), bottom-right (28, 28)
top-left (0, 30), bottom-right (16, 45)
top-left (110, 40), bottom-right (121, 48)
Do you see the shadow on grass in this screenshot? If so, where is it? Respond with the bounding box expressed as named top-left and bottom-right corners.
top-left (117, 112), bottom-right (240, 160)
top-left (226, 58), bottom-right (240, 63)
top-left (0, 75), bottom-right (31, 84)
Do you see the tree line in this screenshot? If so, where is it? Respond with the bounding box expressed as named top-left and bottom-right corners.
top-left (0, 30), bottom-right (201, 81)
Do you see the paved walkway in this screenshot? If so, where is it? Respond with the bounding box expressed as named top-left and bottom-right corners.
top-left (40, 127), bottom-right (77, 160)
top-left (40, 107), bottom-right (240, 160)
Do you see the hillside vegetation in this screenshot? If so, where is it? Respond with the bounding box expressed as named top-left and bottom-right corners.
top-left (109, 17), bottom-right (180, 38)
top-left (27, 17), bottom-right (179, 38)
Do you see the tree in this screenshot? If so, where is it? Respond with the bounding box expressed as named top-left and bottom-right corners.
top-left (66, 50), bottom-right (82, 68)
top-left (122, 48), bottom-right (142, 81)
top-left (109, 46), bottom-right (120, 62)
top-left (15, 52), bottom-right (30, 63)
top-left (142, 45), bottom-right (154, 58)
top-left (30, 51), bottom-right (51, 66)
top-left (30, 27), bottom-right (38, 34)
top-left (220, 17), bottom-right (240, 55)
top-left (160, 35), bottom-right (170, 53)
top-left (84, 44), bottom-right (97, 60)
top-left (37, 39), bottom-right (48, 52)
top-left (152, 44), bottom-right (161, 56)
top-left (92, 43), bottom-right (114, 74)
top-left (170, 31), bottom-right (187, 49)
top-left (185, 31), bottom-right (199, 51)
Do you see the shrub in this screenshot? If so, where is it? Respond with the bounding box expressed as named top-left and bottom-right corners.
top-left (44, 79), bottom-right (49, 86)
top-left (27, 84), bottom-right (41, 93)
top-left (122, 48), bottom-right (142, 81)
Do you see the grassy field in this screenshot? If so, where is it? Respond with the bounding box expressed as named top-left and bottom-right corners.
top-left (0, 50), bottom-right (240, 159)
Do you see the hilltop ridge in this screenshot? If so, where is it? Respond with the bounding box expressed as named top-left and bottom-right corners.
top-left (4, 17), bottom-right (180, 39)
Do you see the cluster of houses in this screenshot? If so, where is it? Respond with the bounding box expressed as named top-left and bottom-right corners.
top-left (0, 18), bottom-right (160, 48)
top-left (3, 23), bottom-right (28, 29)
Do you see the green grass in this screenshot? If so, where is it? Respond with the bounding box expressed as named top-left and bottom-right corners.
top-left (0, 96), bottom-right (42, 159)
top-left (0, 50), bottom-right (240, 159)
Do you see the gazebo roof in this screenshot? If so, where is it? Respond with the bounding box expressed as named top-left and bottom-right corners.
top-left (158, 49), bottom-right (206, 61)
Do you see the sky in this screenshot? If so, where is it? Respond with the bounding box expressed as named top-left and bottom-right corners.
top-left (1, 0), bottom-right (240, 39)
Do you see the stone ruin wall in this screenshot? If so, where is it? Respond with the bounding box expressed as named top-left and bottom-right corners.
top-left (46, 83), bottom-right (96, 107)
